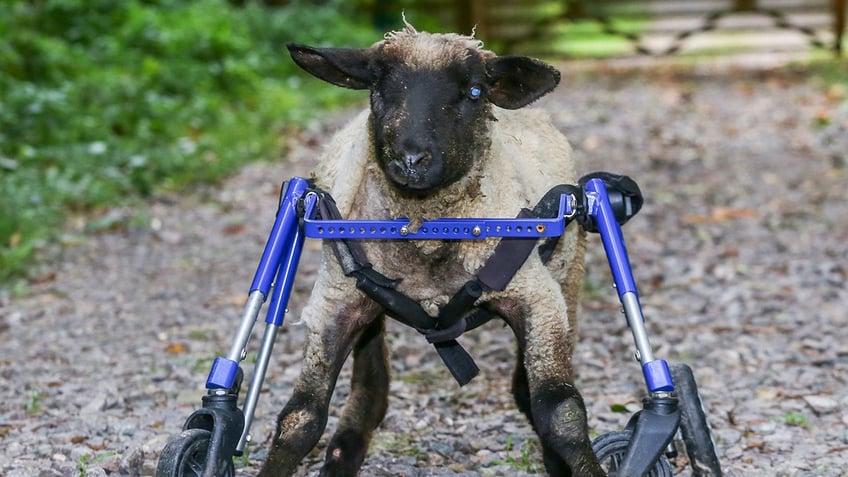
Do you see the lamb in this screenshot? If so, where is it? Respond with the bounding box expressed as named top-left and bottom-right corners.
top-left (258, 22), bottom-right (605, 477)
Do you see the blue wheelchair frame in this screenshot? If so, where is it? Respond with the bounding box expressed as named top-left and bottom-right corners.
top-left (159, 175), bottom-right (722, 477)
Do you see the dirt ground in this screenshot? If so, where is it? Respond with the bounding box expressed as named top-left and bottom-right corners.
top-left (1, 57), bottom-right (847, 476)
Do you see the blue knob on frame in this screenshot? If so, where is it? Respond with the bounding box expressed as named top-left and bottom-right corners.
top-left (643, 359), bottom-right (674, 392)
top-left (206, 357), bottom-right (240, 390)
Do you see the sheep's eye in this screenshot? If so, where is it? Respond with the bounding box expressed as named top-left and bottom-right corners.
top-left (468, 85), bottom-right (482, 100)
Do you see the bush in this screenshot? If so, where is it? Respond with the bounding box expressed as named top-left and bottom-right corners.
top-left (0, 0), bottom-right (377, 284)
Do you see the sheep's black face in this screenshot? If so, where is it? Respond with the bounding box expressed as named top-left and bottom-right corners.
top-left (369, 58), bottom-right (492, 195)
top-left (287, 30), bottom-right (561, 197)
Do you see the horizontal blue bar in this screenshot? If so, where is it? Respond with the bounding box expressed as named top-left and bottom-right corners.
top-left (643, 359), bottom-right (674, 393)
top-left (206, 357), bottom-right (240, 390)
top-left (303, 194), bottom-right (574, 240)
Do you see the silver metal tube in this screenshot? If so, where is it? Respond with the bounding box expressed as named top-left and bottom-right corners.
top-left (236, 321), bottom-right (280, 453)
top-left (225, 290), bottom-right (266, 363)
top-left (621, 292), bottom-right (656, 364)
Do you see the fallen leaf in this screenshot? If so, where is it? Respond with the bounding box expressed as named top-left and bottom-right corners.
top-left (826, 83), bottom-right (845, 102)
top-left (683, 207), bottom-right (757, 224)
top-left (745, 441), bottom-right (765, 451)
top-left (221, 223), bottom-right (246, 235)
top-left (165, 343), bottom-right (187, 354)
top-left (205, 293), bottom-right (245, 307)
top-left (813, 108), bottom-right (832, 126)
top-left (711, 207), bottom-right (757, 221)
top-left (33, 273), bottom-right (57, 284)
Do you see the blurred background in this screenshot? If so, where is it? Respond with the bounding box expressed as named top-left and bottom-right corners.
top-left (1, 3), bottom-right (847, 476)
top-left (0, 0), bottom-right (845, 290)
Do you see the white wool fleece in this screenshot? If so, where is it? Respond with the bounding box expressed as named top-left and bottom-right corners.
top-left (297, 105), bottom-right (585, 335)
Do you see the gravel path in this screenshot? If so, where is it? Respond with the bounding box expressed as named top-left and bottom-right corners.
top-left (1, 59), bottom-right (846, 477)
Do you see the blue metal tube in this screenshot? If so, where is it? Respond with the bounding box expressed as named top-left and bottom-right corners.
top-left (264, 222), bottom-right (306, 326)
top-left (207, 178), bottom-right (308, 391)
top-left (585, 178), bottom-right (673, 393)
top-left (249, 177), bottom-right (309, 296)
top-left (584, 178), bottom-right (638, 297)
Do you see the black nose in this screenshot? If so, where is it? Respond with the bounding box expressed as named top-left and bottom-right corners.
top-left (403, 151), bottom-right (430, 169)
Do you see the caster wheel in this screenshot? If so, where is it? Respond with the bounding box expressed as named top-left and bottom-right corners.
top-left (672, 363), bottom-right (722, 476)
top-left (593, 430), bottom-right (674, 477)
top-left (157, 428), bottom-right (235, 477)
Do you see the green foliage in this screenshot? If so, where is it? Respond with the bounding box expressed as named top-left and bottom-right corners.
top-left (493, 434), bottom-right (544, 473)
top-left (25, 389), bottom-right (43, 415)
top-left (76, 451), bottom-right (118, 477)
top-left (0, 0), bottom-right (376, 284)
top-left (783, 411), bottom-right (812, 428)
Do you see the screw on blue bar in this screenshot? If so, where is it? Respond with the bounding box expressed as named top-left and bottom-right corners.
top-left (206, 357), bottom-right (240, 390)
top-left (584, 178), bottom-right (638, 297)
top-left (303, 193), bottom-right (574, 240)
top-left (249, 177), bottom-right (309, 297)
top-left (643, 359), bottom-right (675, 393)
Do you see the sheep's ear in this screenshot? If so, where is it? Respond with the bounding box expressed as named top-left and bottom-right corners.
top-left (287, 43), bottom-right (373, 90)
top-left (485, 56), bottom-right (561, 109)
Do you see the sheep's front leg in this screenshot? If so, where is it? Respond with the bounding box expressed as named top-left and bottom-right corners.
top-left (320, 317), bottom-right (389, 476)
top-left (498, 283), bottom-right (604, 476)
top-left (525, 328), bottom-right (603, 476)
top-left (258, 300), bottom-right (375, 477)
top-left (257, 326), bottom-right (352, 477)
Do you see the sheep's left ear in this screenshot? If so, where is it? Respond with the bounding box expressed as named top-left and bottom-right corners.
top-left (287, 43), bottom-right (373, 90)
top-left (485, 56), bottom-right (561, 109)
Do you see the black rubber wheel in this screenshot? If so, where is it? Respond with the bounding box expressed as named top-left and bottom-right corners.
top-left (671, 363), bottom-right (723, 476)
top-left (156, 428), bottom-right (235, 477)
top-left (593, 430), bottom-right (674, 477)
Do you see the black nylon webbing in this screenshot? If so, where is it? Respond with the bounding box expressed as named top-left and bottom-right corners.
top-left (475, 184), bottom-right (582, 291)
top-left (305, 183), bottom-right (581, 386)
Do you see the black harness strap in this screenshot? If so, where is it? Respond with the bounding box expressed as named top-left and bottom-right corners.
top-left (309, 189), bottom-right (480, 385)
top-left (476, 184), bottom-right (582, 291)
top-left (428, 185), bottom-right (583, 350)
top-left (305, 184), bottom-right (584, 387)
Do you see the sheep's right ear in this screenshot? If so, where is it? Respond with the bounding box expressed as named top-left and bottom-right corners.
top-left (287, 43), bottom-right (373, 90)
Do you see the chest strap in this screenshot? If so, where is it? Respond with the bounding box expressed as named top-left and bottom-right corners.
top-left (307, 184), bottom-right (582, 386)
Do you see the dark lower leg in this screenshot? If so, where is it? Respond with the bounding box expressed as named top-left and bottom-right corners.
top-left (258, 327), bottom-right (356, 477)
top-left (531, 382), bottom-right (604, 477)
top-left (258, 391), bottom-right (330, 477)
top-left (321, 319), bottom-right (389, 476)
top-left (512, 345), bottom-right (532, 422)
top-left (514, 356), bottom-right (572, 476)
